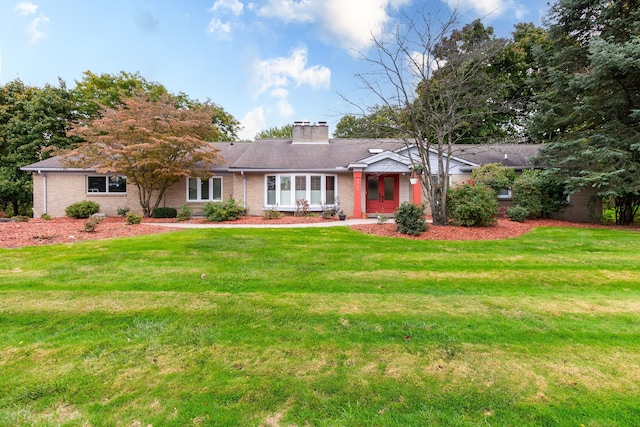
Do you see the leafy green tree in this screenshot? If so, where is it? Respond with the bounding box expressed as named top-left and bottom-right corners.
top-left (530, 0), bottom-right (640, 224)
top-left (73, 71), bottom-right (240, 140)
top-left (496, 23), bottom-right (550, 139)
top-left (255, 124), bottom-right (293, 139)
top-left (0, 79), bottom-right (77, 216)
top-left (334, 106), bottom-right (405, 138)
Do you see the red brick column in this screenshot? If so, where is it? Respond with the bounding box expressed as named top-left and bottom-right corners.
top-left (353, 170), bottom-right (363, 218)
top-left (412, 178), bottom-right (422, 205)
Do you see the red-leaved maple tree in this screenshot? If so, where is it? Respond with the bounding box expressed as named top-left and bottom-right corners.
top-left (63, 92), bottom-right (224, 216)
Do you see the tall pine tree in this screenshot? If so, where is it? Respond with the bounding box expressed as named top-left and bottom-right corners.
top-left (530, 0), bottom-right (640, 224)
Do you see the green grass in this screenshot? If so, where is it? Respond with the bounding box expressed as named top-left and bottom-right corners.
top-left (0, 226), bottom-right (639, 426)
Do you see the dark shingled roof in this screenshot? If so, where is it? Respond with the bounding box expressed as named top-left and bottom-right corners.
top-left (451, 144), bottom-right (543, 169)
top-left (21, 140), bottom-right (543, 172)
top-left (228, 138), bottom-right (406, 171)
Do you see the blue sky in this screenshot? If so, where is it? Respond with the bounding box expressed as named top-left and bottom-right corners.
top-left (1, 0), bottom-right (550, 139)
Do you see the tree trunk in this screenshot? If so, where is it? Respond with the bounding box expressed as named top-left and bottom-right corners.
top-left (615, 195), bottom-right (640, 226)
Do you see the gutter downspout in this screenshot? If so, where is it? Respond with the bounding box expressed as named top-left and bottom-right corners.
top-left (38, 170), bottom-right (47, 216)
top-left (240, 170), bottom-right (247, 209)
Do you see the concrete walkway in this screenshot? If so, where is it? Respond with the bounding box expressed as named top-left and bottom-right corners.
top-left (144, 218), bottom-right (381, 229)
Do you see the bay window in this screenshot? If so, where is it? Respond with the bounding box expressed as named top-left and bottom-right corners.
top-left (265, 174), bottom-right (337, 208)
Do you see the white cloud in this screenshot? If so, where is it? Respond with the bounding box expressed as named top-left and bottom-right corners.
top-left (251, 47), bottom-right (331, 97)
top-left (209, 0), bottom-right (244, 16)
top-left (256, 0), bottom-right (314, 23)
top-left (441, 0), bottom-right (528, 21)
top-left (15, 2), bottom-right (38, 15)
top-left (276, 99), bottom-right (294, 118)
top-left (26, 15), bottom-right (48, 44)
top-left (256, 0), bottom-right (411, 51)
top-left (239, 107), bottom-right (266, 140)
top-left (206, 18), bottom-right (232, 39)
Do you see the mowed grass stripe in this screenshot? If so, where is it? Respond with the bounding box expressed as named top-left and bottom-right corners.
top-left (0, 226), bottom-right (639, 426)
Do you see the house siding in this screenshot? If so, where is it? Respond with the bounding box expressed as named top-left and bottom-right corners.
top-left (33, 173), bottom-right (141, 218)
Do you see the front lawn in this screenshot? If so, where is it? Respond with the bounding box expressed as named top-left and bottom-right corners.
top-left (1, 227), bottom-right (639, 426)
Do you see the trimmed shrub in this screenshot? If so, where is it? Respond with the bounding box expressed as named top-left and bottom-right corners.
top-left (447, 181), bottom-right (498, 227)
top-left (203, 198), bottom-right (246, 222)
top-left (65, 201), bottom-right (100, 219)
top-left (41, 213), bottom-right (52, 220)
top-left (126, 213), bottom-right (142, 225)
top-left (395, 202), bottom-right (428, 236)
top-left (176, 204), bottom-right (192, 221)
top-left (152, 207), bottom-right (178, 218)
top-left (507, 205), bottom-right (528, 222)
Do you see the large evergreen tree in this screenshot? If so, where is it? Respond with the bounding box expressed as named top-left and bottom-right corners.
top-left (530, 0), bottom-right (640, 224)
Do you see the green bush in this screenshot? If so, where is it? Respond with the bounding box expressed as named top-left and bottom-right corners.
top-left (126, 213), bottom-right (142, 225)
top-left (65, 201), bottom-right (100, 219)
top-left (176, 204), bottom-right (192, 221)
top-left (41, 213), bottom-right (52, 220)
top-left (394, 202), bottom-right (428, 235)
top-left (203, 198), bottom-right (246, 222)
top-left (447, 181), bottom-right (498, 227)
top-left (512, 170), bottom-right (567, 219)
top-left (471, 163), bottom-right (516, 194)
top-left (116, 207), bottom-right (130, 217)
top-left (507, 205), bottom-right (529, 223)
top-left (152, 207), bottom-right (178, 218)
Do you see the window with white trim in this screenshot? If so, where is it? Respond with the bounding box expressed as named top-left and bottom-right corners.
top-left (187, 177), bottom-right (222, 201)
top-left (497, 188), bottom-right (512, 199)
top-left (265, 174), bottom-right (337, 207)
top-left (87, 176), bottom-right (127, 193)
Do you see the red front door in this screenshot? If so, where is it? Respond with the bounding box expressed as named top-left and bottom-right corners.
top-left (366, 174), bottom-right (399, 214)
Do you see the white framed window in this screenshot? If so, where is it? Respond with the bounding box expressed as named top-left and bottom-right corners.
top-left (187, 177), bottom-right (222, 201)
top-left (265, 174), bottom-right (337, 207)
top-left (497, 188), bottom-right (512, 199)
top-left (87, 176), bottom-right (127, 194)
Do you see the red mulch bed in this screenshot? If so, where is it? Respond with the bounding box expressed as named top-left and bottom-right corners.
top-left (350, 218), bottom-right (638, 240)
top-left (0, 216), bottom-right (637, 249)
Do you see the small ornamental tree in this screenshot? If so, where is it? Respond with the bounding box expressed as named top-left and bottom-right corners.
top-left (447, 181), bottom-right (498, 227)
top-left (63, 91), bottom-right (225, 217)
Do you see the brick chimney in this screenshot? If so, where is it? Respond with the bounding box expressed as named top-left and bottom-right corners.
top-left (292, 121), bottom-right (329, 144)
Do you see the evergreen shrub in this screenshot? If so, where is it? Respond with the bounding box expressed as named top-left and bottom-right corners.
top-left (203, 198), bottom-right (246, 222)
top-left (395, 202), bottom-right (427, 235)
top-left (65, 201), bottom-right (100, 219)
top-left (152, 207), bottom-right (178, 218)
top-left (507, 205), bottom-right (528, 222)
top-left (447, 181), bottom-right (498, 227)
